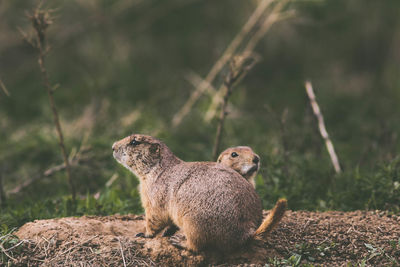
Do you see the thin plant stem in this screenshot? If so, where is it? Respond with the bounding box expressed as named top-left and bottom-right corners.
top-left (212, 80), bottom-right (234, 161)
top-left (243, 0), bottom-right (291, 54)
top-left (305, 80), bottom-right (342, 174)
top-left (28, 7), bottom-right (76, 200)
top-left (172, 0), bottom-right (274, 127)
top-left (205, 0), bottom-right (293, 122)
top-left (212, 55), bottom-right (258, 160)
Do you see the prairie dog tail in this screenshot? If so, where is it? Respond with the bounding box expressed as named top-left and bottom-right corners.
top-left (254, 198), bottom-right (287, 240)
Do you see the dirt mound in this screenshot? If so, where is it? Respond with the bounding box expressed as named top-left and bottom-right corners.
top-left (5, 210), bottom-right (400, 266)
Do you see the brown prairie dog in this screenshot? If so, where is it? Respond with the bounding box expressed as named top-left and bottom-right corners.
top-left (112, 134), bottom-right (286, 253)
top-left (162, 146), bottom-right (260, 238)
top-left (217, 146), bottom-right (260, 187)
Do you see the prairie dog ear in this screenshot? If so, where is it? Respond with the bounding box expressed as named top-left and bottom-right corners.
top-left (217, 154), bottom-right (224, 163)
top-left (149, 143), bottom-right (160, 155)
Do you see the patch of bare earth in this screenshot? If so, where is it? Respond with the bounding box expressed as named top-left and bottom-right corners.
top-left (4, 210), bottom-right (400, 266)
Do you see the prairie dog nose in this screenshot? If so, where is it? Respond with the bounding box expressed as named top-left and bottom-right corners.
top-left (252, 155), bottom-right (259, 164)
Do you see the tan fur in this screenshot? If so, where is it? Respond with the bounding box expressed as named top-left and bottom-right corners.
top-left (217, 146), bottom-right (260, 187)
top-left (112, 134), bottom-right (286, 253)
top-left (218, 147), bottom-right (287, 239)
top-left (254, 198), bottom-right (287, 240)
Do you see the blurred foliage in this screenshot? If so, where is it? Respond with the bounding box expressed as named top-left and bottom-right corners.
top-left (0, 0), bottom-right (399, 229)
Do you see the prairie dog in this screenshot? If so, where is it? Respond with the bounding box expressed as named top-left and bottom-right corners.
top-left (163, 146), bottom-right (260, 237)
top-left (112, 134), bottom-right (286, 253)
top-left (217, 146), bottom-right (260, 187)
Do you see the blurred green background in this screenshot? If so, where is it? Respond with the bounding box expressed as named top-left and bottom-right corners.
top-left (0, 0), bottom-right (399, 229)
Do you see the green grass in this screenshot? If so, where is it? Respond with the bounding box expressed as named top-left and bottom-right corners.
top-left (0, 186), bottom-right (143, 230)
top-left (1, 155), bottom-right (399, 230)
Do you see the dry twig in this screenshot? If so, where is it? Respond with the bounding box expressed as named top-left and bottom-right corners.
top-left (0, 231), bottom-right (25, 263)
top-left (212, 54), bottom-right (259, 160)
top-left (172, 0), bottom-right (274, 127)
top-left (8, 145), bottom-right (90, 195)
top-left (24, 5), bottom-right (76, 200)
top-left (0, 244), bottom-right (17, 262)
top-left (305, 80), bottom-right (342, 174)
top-left (204, 0), bottom-right (293, 122)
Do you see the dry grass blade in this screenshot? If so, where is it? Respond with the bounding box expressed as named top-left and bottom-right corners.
top-left (0, 78), bottom-right (10, 96)
top-left (0, 244), bottom-right (17, 262)
top-left (305, 80), bottom-right (342, 174)
top-left (204, 53), bottom-right (261, 122)
top-left (17, 26), bottom-right (36, 47)
top-left (243, 0), bottom-right (292, 54)
top-left (3, 233), bottom-right (157, 266)
top-left (172, 0), bottom-right (274, 127)
top-left (118, 238), bottom-right (127, 267)
top-left (184, 71), bottom-right (217, 92)
top-left (57, 235), bottom-right (98, 256)
top-left (0, 231), bottom-right (25, 263)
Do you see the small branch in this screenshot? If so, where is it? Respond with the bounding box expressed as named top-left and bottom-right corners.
top-left (8, 146), bottom-right (90, 195)
top-left (9, 163), bottom-right (61, 195)
top-left (212, 55), bottom-right (259, 160)
top-left (205, 0), bottom-right (293, 123)
top-left (26, 6), bottom-right (76, 201)
top-left (0, 243), bottom-right (17, 262)
top-left (212, 79), bottom-right (233, 161)
top-left (17, 26), bottom-right (36, 47)
top-left (172, 0), bottom-right (274, 127)
top-left (305, 81), bottom-right (342, 174)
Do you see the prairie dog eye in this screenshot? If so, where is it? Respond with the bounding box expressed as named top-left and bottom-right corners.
top-left (231, 152), bottom-right (238, 158)
top-left (129, 139), bottom-right (141, 146)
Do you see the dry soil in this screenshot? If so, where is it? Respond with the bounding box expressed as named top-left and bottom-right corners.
top-left (7, 210), bottom-right (400, 266)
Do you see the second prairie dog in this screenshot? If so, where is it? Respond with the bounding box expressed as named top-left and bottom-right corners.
top-left (218, 146), bottom-right (260, 187)
top-left (112, 134), bottom-right (287, 253)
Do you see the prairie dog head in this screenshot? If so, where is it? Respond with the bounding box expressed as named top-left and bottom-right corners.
top-left (112, 134), bottom-right (164, 178)
top-left (217, 146), bottom-right (260, 187)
